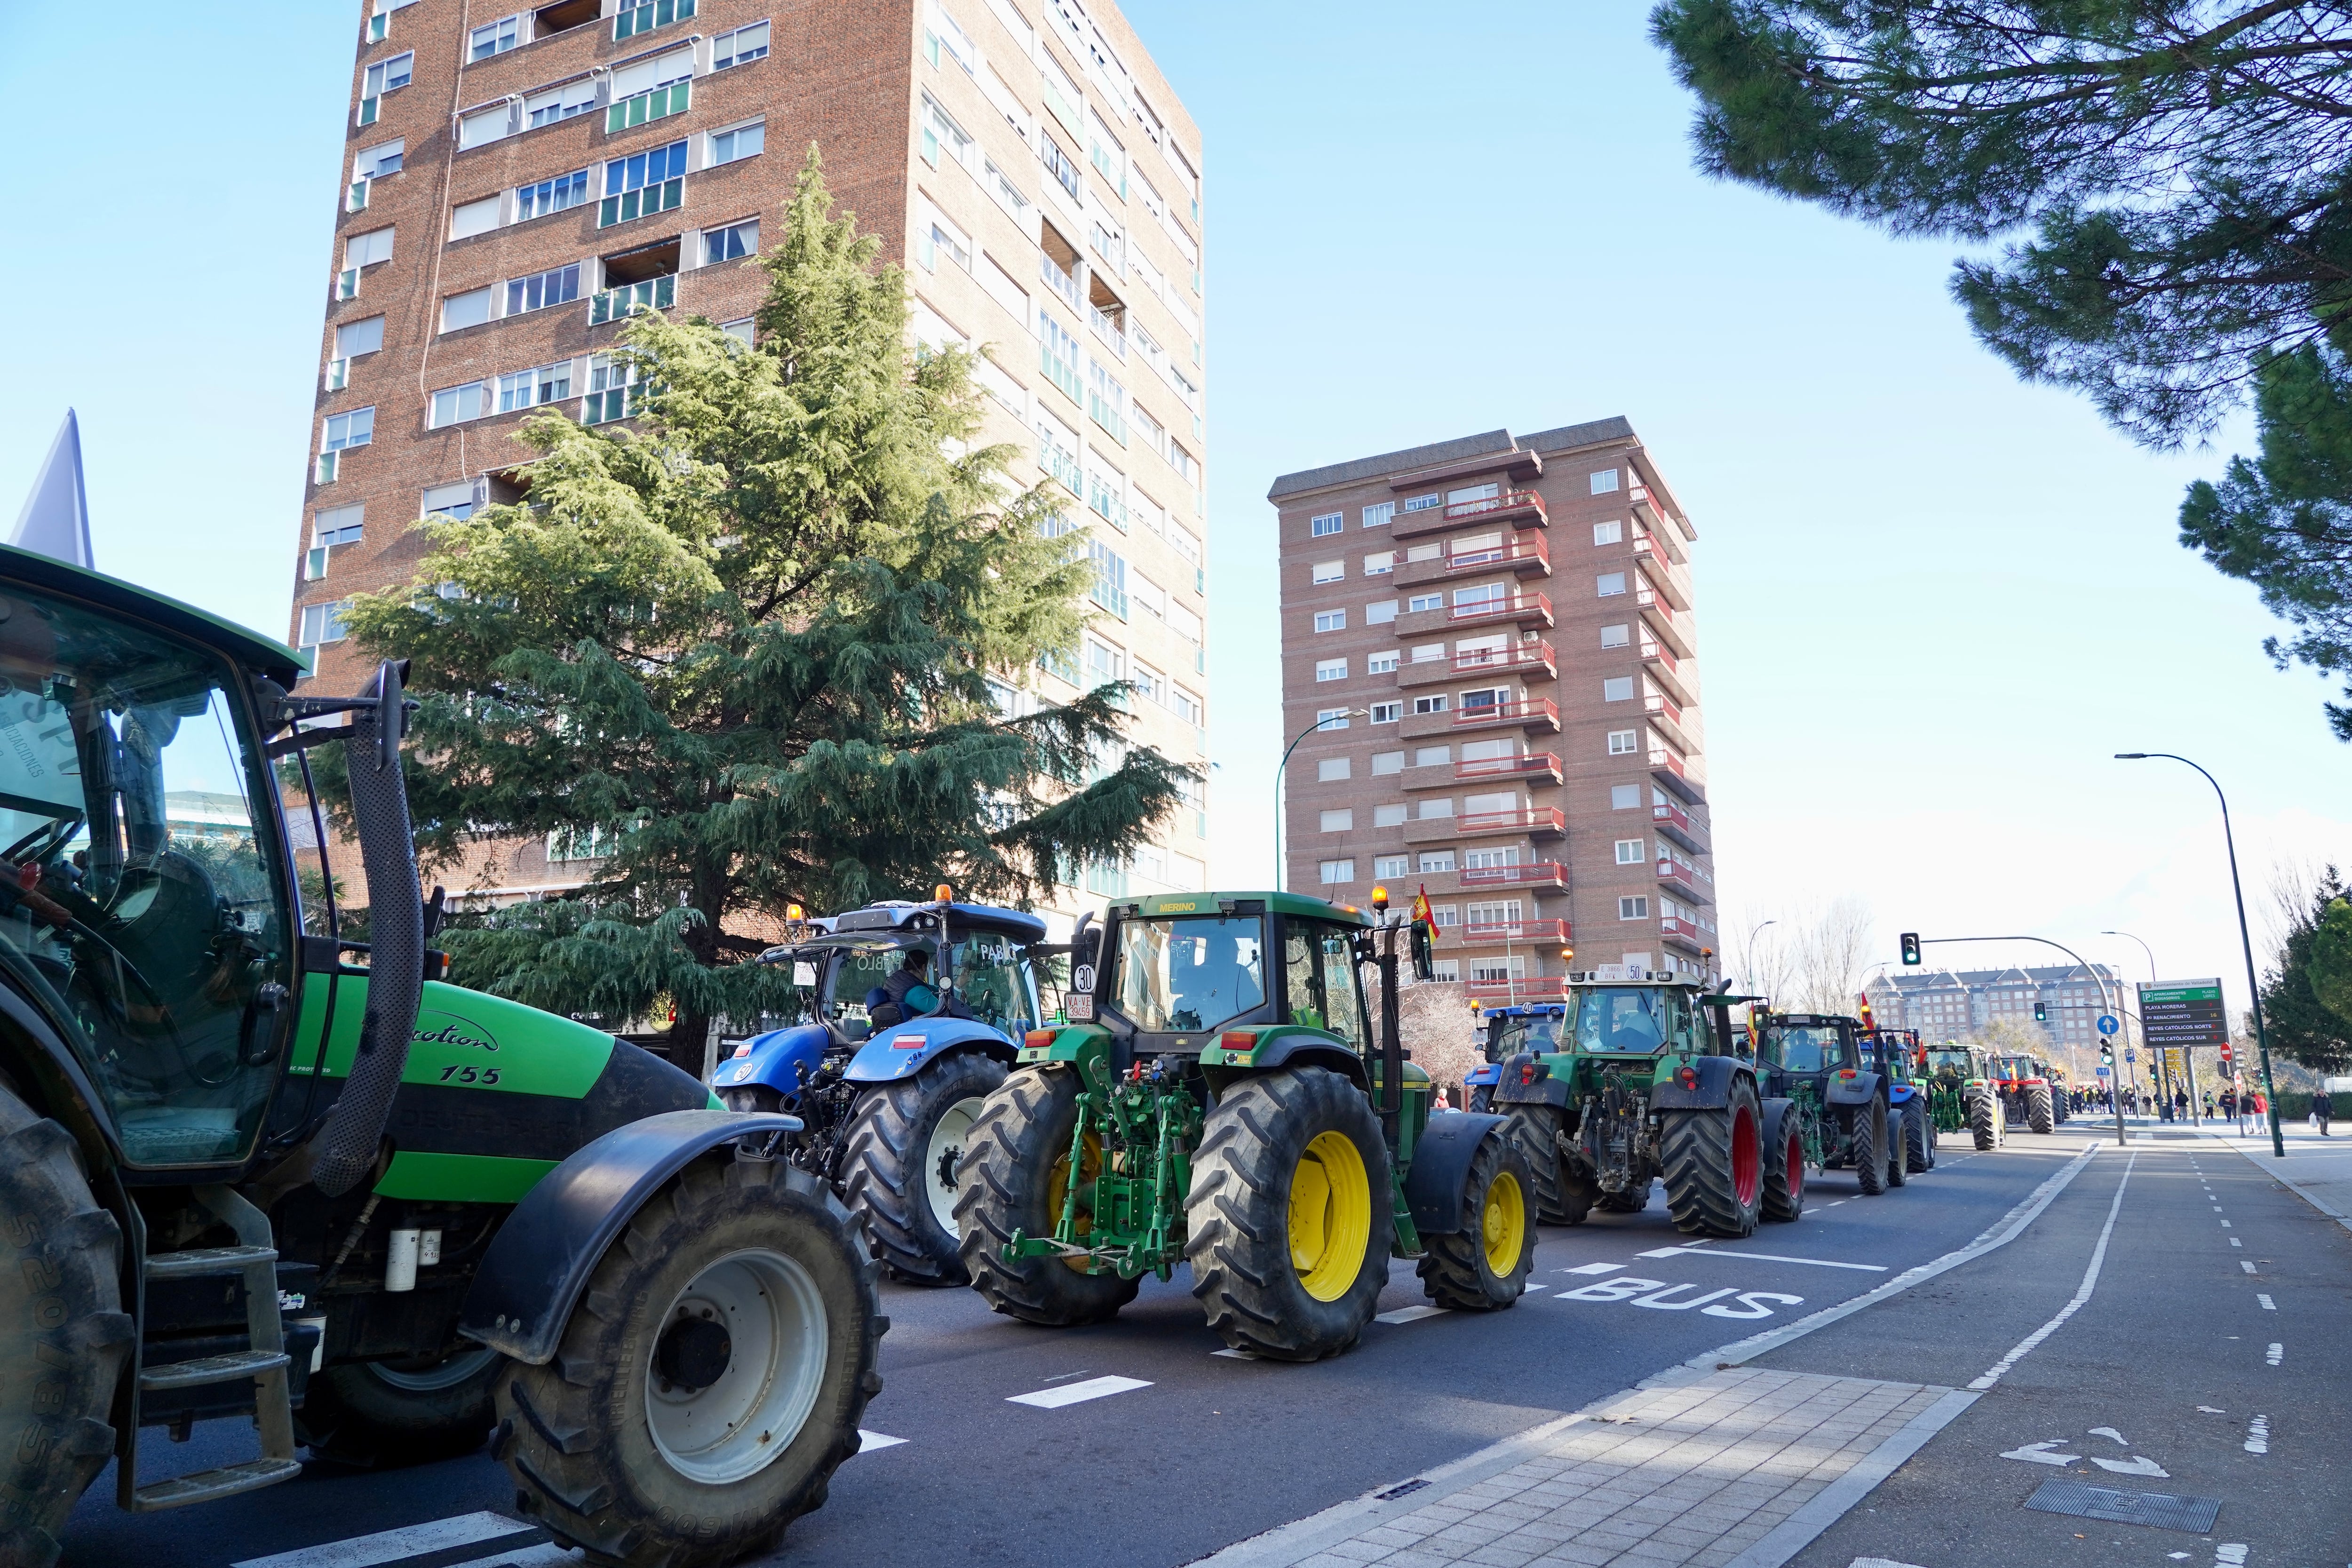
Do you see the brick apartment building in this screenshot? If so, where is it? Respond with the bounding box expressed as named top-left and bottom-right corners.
top-left (1267, 421), bottom-right (1717, 1003)
top-left (1862, 964), bottom-right (2132, 1055)
top-left (296, 0), bottom-right (1210, 916)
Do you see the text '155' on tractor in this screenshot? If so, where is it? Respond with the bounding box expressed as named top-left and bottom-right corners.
top-left (711, 895), bottom-right (1050, 1284)
top-left (0, 544), bottom-right (882, 1568)
top-left (1464, 969), bottom-right (1796, 1237)
top-left (1993, 1053), bottom-right (2063, 1134)
top-left (955, 888), bottom-right (1536, 1361)
top-left (1753, 1012), bottom-right (1914, 1195)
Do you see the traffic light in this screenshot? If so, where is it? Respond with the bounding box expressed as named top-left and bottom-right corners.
top-left (2100, 1042), bottom-right (2114, 1065)
top-left (2034, 1000), bottom-right (2047, 1023)
top-left (1899, 932), bottom-right (1922, 966)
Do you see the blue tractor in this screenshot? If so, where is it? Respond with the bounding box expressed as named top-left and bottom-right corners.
top-left (714, 896), bottom-right (1051, 1282)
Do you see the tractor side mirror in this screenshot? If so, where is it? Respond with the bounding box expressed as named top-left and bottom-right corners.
top-left (1409, 921), bottom-right (1434, 983)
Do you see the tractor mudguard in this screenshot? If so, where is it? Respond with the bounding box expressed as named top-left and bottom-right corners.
top-left (1016, 1022), bottom-right (1109, 1069)
top-left (1465, 1062), bottom-right (1502, 1087)
top-left (457, 1109), bottom-right (803, 1364)
top-left (1647, 1055), bottom-right (1750, 1112)
top-left (710, 1022), bottom-right (829, 1100)
top-left (842, 1014), bottom-right (1018, 1083)
top-left (1888, 1082), bottom-right (1917, 1107)
top-left (1825, 1071), bottom-right (1880, 1108)
top-left (1403, 1113), bottom-right (1510, 1236)
top-left (1492, 1053), bottom-right (1574, 1109)
top-left (1244, 1028), bottom-right (1369, 1089)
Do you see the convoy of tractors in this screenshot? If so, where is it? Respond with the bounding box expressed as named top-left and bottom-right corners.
top-left (0, 545), bottom-right (2082, 1566)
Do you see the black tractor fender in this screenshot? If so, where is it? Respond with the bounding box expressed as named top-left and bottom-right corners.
top-left (1825, 1070), bottom-right (1882, 1108)
top-left (0, 982), bottom-right (121, 1171)
top-left (457, 1109), bottom-right (802, 1364)
top-left (1491, 1053), bottom-right (1574, 1110)
top-left (1759, 1096), bottom-right (1803, 1159)
top-left (1403, 1112), bottom-right (1510, 1236)
top-left (1647, 1055), bottom-right (1753, 1112)
top-left (1247, 1033), bottom-right (1370, 1091)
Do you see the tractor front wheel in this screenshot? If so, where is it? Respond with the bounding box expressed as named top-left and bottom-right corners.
top-left (1659, 1078), bottom-right (1764, 1238)
top-left (1886, 1106), bottom-right (1909, 1188)
top-left (1500, 1105), bottom-right (1589, 1225)
top-left (955, 1067), bottom-right (1140, 1326)
top-left (1902, 1102), bottom-right (1933, 1174)
top-left (2027, 1085), bottom-right (2056, 1134)
top-left (1417, 1131), bottom-right (1534, 1311)
top-left (1760, 1099), bottom-right (1805, 1223)
top-left (300, 1348), bottom-right (501, 1467)
top-left (1969, 1089), bottom-right (2001, 1151)
top-left (840, 1051), bottom-right (1007, 1284)
top-left (1851, 1100), bottom-right (1888, 1194)
top-left (496, 1155), bottom-right (881, 1568)
top-left (1187, 1067), bottom-right (1393, 1361)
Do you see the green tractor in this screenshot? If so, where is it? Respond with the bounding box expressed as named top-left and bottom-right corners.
top-left (1754, 1011), bottom-right (1907, 1194)
top-left (1926, 1043), bottom-right (2009, 1149)
top-left (0, 545), bottom-right (881, 1567)
top-left (955, 890), bottom-right (1535, 1360)
top-left (1476, 972), bottom-right (1795, 1236)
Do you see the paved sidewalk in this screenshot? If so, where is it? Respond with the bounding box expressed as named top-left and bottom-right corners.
top-left (2216, 1122), bottom-right (2352, 1236)
top-left (1206, 1368), bottom-right (1963, 1568)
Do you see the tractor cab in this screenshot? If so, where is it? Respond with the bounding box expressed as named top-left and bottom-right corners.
top-left (1755, 1013), bottom-right (1862, 1083)
top-left (761, 900), bottom-right (1045, 1046)
top-left (1925, 1042), bottom-right (1994, 1086)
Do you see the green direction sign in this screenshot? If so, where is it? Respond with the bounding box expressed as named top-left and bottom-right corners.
top-left (2138, 978), bottom-right (2227, 1049)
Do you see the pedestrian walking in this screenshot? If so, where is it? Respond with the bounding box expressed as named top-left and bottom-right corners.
top-left (2203, 1092), bottom-right (2216, 1119)
top-left (2175, 1089), bottom-right (2190, 1122)
top-left (2317, 1089), bottom-right (2335, 1138)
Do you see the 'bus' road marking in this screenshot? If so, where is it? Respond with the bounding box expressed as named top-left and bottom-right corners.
top-left (235, 1515), bottom-right (542, 1568)
top-left (1638, 1245), bottom-right (1886, 1273)
top-left (1008, 1375), bottom-right (1152, 1408)
top-left (1375, 1305), bottom-right (1447, 1324)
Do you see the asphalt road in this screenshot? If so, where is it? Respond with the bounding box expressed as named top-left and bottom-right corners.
top-left (57, 1126), bottom-right (2154, 1568)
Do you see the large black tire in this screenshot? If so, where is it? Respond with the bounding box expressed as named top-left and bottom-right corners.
top-left (1467, 1085), bottom-right (1494, 1114)
top-left (300, 1348), bottom-right (502, 1466)
top-left (839, 1051), bottom-right (1007, 1284)
top-left (1500, 1105), bottom-right (1589, 1225)
top-left (1416, 1131), bottom-right (1534, 1311)
top-left (1886, 1106), bottom-right (1909, 1188)
top-left (1659, 1077), bottom-right (1764, 1239)
top-left (2027, 1085), bottom-right (2055, 1135)
top-left (1902, 1101), bottom-right (1932, 1176)
top-left (1187, 1067), bottom-right (1393, 1361)
top-left (0, 1092), bottom-right (131, 1568)
top-left (496, 1154), bottom-right (882, 1568)
top-left (1760, 1099), bottom-right (1805, 1223)
top-left (1969, 1088), bottom-right (2000, 1150)
top-left (1851, 1099), bottom-right (1887, 1195)
top-left (955, 1067), bottom-right (1140, 1326)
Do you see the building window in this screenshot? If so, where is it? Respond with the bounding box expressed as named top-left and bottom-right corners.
top-left (921, 91), bottom-right (975, 170)
top-left (1310, 512), bottom-right (1343, 536)
top-left (1603, 677), bottom-right (1634, 702)
top-left (1401, 493), bottom-right (1440, 513)
top-left (1373, 803), bottom-right (1406, 827)
top-left (1312, 560), bottom-right (1344, 584)
top-left (1448, 482), bottom-right (1498, 504)
top-left (1363, 501), bottom-right (1395, 528)
top-left (1367, 600), bottom-right (1398, 624)
top-left (1369, 702), bottom-right (1401, 724)
top-left (429, 379), bottom-right (490, 428)
top-left (1363, 552), bottom-right (1394, 576)
top-left (1319, 859), bottom-right (1355, 885)
top-left (1317, 757), bottom-right (1351, 782)
top-left (582, 352), bottom-right (640, 424)
top-left (358, 52), bottom-right (413, 123)
top-left (1315, 658), bottom-right (1347, 683)
top-left (1416, 797), bottom-right (1454, 820)
top-left (1619, 895), bottom-right (1650, 920)
top-left (615, 0), bottom-right (696, 40)
top-left (1375, 854), bottom-right (1409, 879)
top-left (321, 407), bottom-right (374, 453)
top-left (1597, 572), bottom-right (1627, 597)
top-left (1313, 610), bottom-right (1346, 633)
top-left (1601, 623), bottom-right (1631, 648)
top-left (1593, 520), bottom-right (1622, 546)
top-left (1316, 708), bottom-right (1351, 730)
top-left (420, 483), bottom-right (474, 521)
top-left (1614, 838), bottom-right (1645, 865)
top-left (1089, 540), bottom-right (1128, 618)
top-left (600, 140), bottom-right (689, 227)
top-left (1171, 687), bottom-right (1203, 725)
top-left (1367, 650), bottom-right (1399, 675)
top-left (516, 168), bottom-right (592, 221)
top-left (705, 220), bottom-right (760, 265)
top-left (506, 263), bottom-right (580, 317)
top-left (1371, 750), bottom-right (1404, 775)
top-left (1611, 784), bottom-right (1641, 809)
top-left (1414, 745), bottom-right (1450, 766)
top-left (713, 20), bottom-right (770, 68)
top-left (1407, 593), bottom-right (1443, 613)
top-left (711, 120), bottom-right (764, 167)
top-left (498, 361), bottom-right (572, 413)
top-left (1413, 695), bottom-right (1447, 715)
top-left (1320, 810), bottom-right (1353, 833)
top-left (1464, 846), bottom-right (1518, 869)
top-left (1592, 469), bottom-right (1620, 494)
top-left (1607, 730), bottom-right (1637, 755)
top-left (469, 14), bottom-right (521, 58)
top-left (333, 316), bottom-right (384, 359)
top-left (1419, 851), bottom-right (1455, 872)
top-left (298, 600), bottom-right (352, 646)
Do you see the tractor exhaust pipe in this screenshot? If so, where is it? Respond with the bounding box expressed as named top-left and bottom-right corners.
top-left (310, 661), bottom-right (424, 1198)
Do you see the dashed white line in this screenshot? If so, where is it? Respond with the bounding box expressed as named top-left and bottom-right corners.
top-left (1374, 1305), bottom-right (1447, 1324)
top-left (1969, 1149), bottom-right (2137, 1391)
top-left (234, 1515), bottom-right (540, 1568)
top-left (1007, 1375), bottom-right (1152, 1409)
top-left (2241, 1261), bottom-right (2257, 1274)
top-left (2244, 1414), bottom-right (2270, 1454)
top-left (2231, 1237), bottom-right (2243, 1247)
top-left (1639, 1246), bottom-right (1887, 1273)
top-left (2265, 1343), bottom-right (2282, 1366)
top-left (2258, 1293), bottom-right (2276, 1311)
top-left (1560, 1262), bottom-right (1625, 1276)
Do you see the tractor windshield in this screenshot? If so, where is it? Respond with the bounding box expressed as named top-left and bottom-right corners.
top-left (1111, 914), bottom-right (1265, 1033)
top-left (1926, 1048), bottom-right (1975, 1080)
top-left (946, 930), bottom-right (1039, 1031)
top-left (0, 582), bottom-right (291, 1167)
top-left (1568, 987), bottom-right (1672, 1054)
top-left (1491, 1011), bottom-right (1566, 1057)
top-left (1760, 1024), bottom-right (1849, 1073)
top-left (1279, 919), bottom-right (1367, 1048)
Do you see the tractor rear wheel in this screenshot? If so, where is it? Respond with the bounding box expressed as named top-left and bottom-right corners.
top-left (2027, 1085), bottom-right (2056, 1134)
top-left (1659, 1078), bottom-right (1764, 1238)
top-left (1416, 1131), bottom-right (1534, 1311)
top-left (955, 1067), bottom-right (1141, 1326)
top-left (1500, 1106), bottom-right (1589, 1225)
top-left (1886, 1107), bottom-right (1909, 1187)
top-left (1851, 1100), bottom-right (1888, 1195)
top-left (497, 1155), bottom-right (880, 1568)
top-left (1903, 1102), bottom-right (1932, 1174)
top-left (1760, 1099), bottom-right (1804, 1222)
top-left (1467, 1085), bottom-right (1494, 1114)
top-left (1969, 1090), bottom-right (2000, 1150)
top-left (840, 1051), bottom-right (1006, 1284)
top-left (0, 1089), bottom-right (131, 1568)
top-left (1187, 1067), bottom-right (1393, 1361)
top-left (300, 1348), bottom-right (501, 1466)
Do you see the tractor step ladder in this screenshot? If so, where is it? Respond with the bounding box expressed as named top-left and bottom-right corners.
top-left (122, 1187), bottom-right (303, 1511)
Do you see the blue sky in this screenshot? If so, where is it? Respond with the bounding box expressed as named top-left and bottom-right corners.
top-left (1, 1), bottom-right (2341, 1027)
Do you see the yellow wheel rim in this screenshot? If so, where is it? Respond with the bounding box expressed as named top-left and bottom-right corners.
top-left (1482, 1169), bottom-right (1525, 1277)
top-left (1046, 1132), bottom-right (1104, 1274)
top-left (1289, 1130), bottom-right (1373, 1302)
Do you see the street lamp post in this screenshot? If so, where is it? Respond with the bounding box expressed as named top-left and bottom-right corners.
top-left (1273, 709), bottom-right (1365, 892)
top-left (1738, 918), bottom-right (1777, 993)
top-left (2114, 754), bottom-right (2286, 1158)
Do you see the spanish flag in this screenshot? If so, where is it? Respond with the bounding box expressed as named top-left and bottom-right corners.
top-left (1412, 885), bottom-right (1438, 942)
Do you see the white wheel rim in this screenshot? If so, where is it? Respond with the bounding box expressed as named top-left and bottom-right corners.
top-left (367, 1346), bottom-right (497, 1393)
top-left (645, 1248), bottom-right (828, 1485)
top-left (924, 1097), bottom-right (985, 1232)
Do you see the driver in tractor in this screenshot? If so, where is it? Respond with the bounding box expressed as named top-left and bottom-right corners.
top-left (869, 947), bottom-right (941, 1027)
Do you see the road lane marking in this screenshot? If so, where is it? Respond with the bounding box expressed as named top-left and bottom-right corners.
top-left (2265, 1342), bottom-right (2282, 1366)
top-left (2220, 1219), bottom-right (2232, 1227)
top-left (1640, 1246), bottom-right (1887, 1273)
top-left (2000, 1440), bottom-right (2077, 1466)
top-left (2258, 1294), bottom-right (2276, 1310)
top-left (1560, 1262), bottom-right (1626, 1275)
top-left (1008, 1375), bottom-right (1152, 1408)
top-left (1969, 1150), bottom-right (2137, 1391)
top-left (2243, 1415), bottom-right (2269, 1454)
top-left (857, 1430), bottom-right (907, 1450)
top-left (2088, 1426), bottom-right (2128, 1444)
top-left (2241, 1260), bottom-right (2256, 1273)
top-left (2231, 1238), bottom-right (2242, 1247)
top-left (1375, 1305), bottom-right (1447, 1324)
top-left (235, 1514), bottom-right (541, 1568)
top-left (1039, 1368), bottom-right (1096, 1382)
top-left (1212, 1347), bottom-right (1261, 1360)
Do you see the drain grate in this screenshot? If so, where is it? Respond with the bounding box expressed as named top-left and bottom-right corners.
top-left (2024, 1480), bottom-right (2221, 1533)
top-left (1375, 1479), bottom-right (1430, 1502)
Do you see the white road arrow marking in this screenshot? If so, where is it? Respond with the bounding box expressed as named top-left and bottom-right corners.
top-left (2087, 1427), bottom-right (2128, 1445)
top-left (1008, 1375), bottom-right (1151, 1409)
top-left (2091, 1455), bottom-right (2169, 1477)
top-left (856, 1430), bottom-right (907, 1451)
top-left (1999, 1441), bottom-right (2080, 1466)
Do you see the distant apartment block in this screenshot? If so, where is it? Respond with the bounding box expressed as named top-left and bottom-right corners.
top-left (1863, 965), bottom-right (2130, 1052)
top-left (1267, 421), bottom-right (1717, 1002)
top-left (298, 0), bottom-right (1209, 913)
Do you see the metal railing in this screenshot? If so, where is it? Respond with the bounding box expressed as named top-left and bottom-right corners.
top-left (590, 273), bottom-right (676, 323)
top-left (1462, 919), bottom-right (1570, 943)
top-left (1445, 592), bottom-right (1551, 625)
top-left (1452, 698), bottom-right (1559, 729)
top-left (1455, 752), bottom-right (1560, 781)
top-left (1443, 488), bottom-right (1546, 525)
top-left (1456, 806), bottom-right (1565, 836)
top-left (1460, 862), bottom-right (1568, 889)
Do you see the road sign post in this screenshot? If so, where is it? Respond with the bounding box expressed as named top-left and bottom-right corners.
top-left (2141, 979), bottom-right (2226, 1129)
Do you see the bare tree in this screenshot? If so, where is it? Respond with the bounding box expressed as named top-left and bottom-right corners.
top-left (1723, 907), bottom-right (1800, 1005)
top-left (1787, 897), bottom-right (1878, 1015)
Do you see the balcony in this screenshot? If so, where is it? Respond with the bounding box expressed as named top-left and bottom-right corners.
top-left (1394, 534), bottom-right (1550, 589)
top-left (1648, 742), bottom-right (1699, 801)
top-left (1395, 487), bottom-right (1547, 540)
top-left (1656, 856), bottom-right (1712, 903)
top-left (1398, 591), bottom-right (1554, 639)
top-left (1461, 919), bottom-right (1571, 945)
top-left (1659, 914), bottom-right (1706, 953)
top-left (599, 177), bottom-right (683, 228)
top-left (1457, 806), bottom-right (1565, 840)
top-left (1467, 976), bottom-right (1573, 1002)
top-left (1460, 861), bottom-right (1568, 891)
top-left (1041, 251), bottom-right (1084, 314)
top-left (1631, 483), bottom-right (1690, 541)
top-left (1398, 642), bottom-right (1554, 690)
top-left (1632, 536), bottom-right (1692, 609)
top-left (1455, 751), bottom-right (1562, 785)
top-left (1652, 797), bottom-right (1707, 854)
top-left (1456, 698), bottom-right (1560, 735)
top-left (590, 273), bottom-right (676, 323)
top-left (1637, 588), bottom-right (1692, 659)
top-left (1644, 690), bottom-right (1694, 751)
top-left (1639, 640), bottom-right (1693, 707)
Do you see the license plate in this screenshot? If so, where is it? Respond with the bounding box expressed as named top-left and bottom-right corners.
top-left (1066, 995), bottom-right (1095, 1022)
